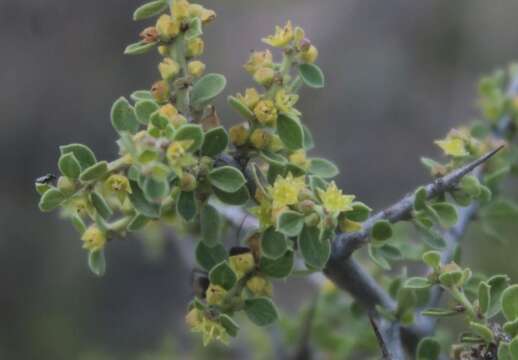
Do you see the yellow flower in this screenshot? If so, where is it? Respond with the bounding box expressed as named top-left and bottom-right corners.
top-left (275, 89), bottom-right (300, 115)
top-left (289, 150), bottom-right (308, 169)
top-left (318, 182), bottom-right (355, 214)
top-left (435, 138), bottom-right (468, 157)
top-left (105, 174), bottom-right (132, 194)
top-left (229, 123), bottom-right (250, 146)
top-left (156, 15), bottom-right (180, 41)
top-left (237, 88), bottom-right (261, 109)
top-left (188, 4), bottom-right (216, 23)
top-left (254, 100), bottom-right (278, 125)
top-left (262, 21), bottom-right (294, 48)
top-left (206, 284), bottom-right (227, 305)
top-left (185, 307), bottom-right (202, 328)
top-left (253, 67), bottom-right (275, 86)
top-left (188, 311), bottom-right (230, 346)
top-left (188, 60), bottom-right (206, 77)
top-left (247, 276), bottom-right (273, 297)
top-left (158, 58), bottom-right (180, 81)
top-left (229, 248), bottom-right (255, 277)
top-left (69, 196), bottom-right (92, 218)
top-left (81, 225), bottom-right (106, 252)
top-left (167, 141), bottom-right (187, 160)
top-left (171, 0), bottom-right (190, 21)
top-left (270, 173), bottom-right (306, 209)
top-left (268, 135), bottom-right (284, 152)
top-left (250, 129), bottom-right (272, 150)
top-left (244, 50), bottom-right (273, 75)
top-left (250, 200), bottom-right (273, 230)
top-left (300, 45), bottom-right (319, 64)
top-left (186, 37), bottom-right (204, 57)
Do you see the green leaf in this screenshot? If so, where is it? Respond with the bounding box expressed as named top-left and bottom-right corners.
top-left (135, 99), bottom-right (159, 124)
top-left (404, 277), bottom-right (432, 290)
top-left (60, 143), bottom-right (96, 171)
top-left (79, 161), bottom-right (109, 182)
top-left (173, 124), bottom-right (204, 152)
top-left (143, 176), bottom-right (170, 200)
top-left (219, 314), bottom-right (239, 337)
top-left (111, 97), bottom-right (139, 134)
top-left (368, 245), bottom-right (391, 270)
top-left (185, 17), bottom-right (203, 40)
top-left (209, 261), bottom-right (237, 290)
top-left (71, 214), bottom-right (87, 234)
top-left (298, 63), bottom-right (325, 88)
top-left (308, 158), bottom-right (339, 179)
top-left (149, 111), bottom-right (169, 129)
top-left (259, 251), bottom-right (294, 278)
top-left (503, 285), bottom-right (518, 321)
top-left (127, 214), bottom-right (151, 232)
top-left (414, 186), bottom-right (427, 211)
top-left (133, 0), bottom-right (167, 21)
top-left (276, 210), bottom-right (304, 237)
top-left (88, 250), bottom-right (106, 277)
top-left (38, 188), bottom-right (65, 212)
top-left (201, 204), bottom-right (222, 247)
top-left (128, 180), bottom-right (160, 218)
top-left (190, 73), bottom-right (227, 107)
top-left (298, 225), bottom-right (330, 269)
top-left (302, 125), bottom-right (315, 150)
top-left (511, 338), bottom-right (518, 360)
top-left (201, 127), bottom-right (229, 156)
top-left (344, 202), bottom-right (371, 222)
top-left (421, 308), bottom-right (459, 317)
top-left (469, 322), bottom-right (494, 343)
top-left (208, 166), bottom-right (246, 193)
top-left (439, 270), bottom-right (463, 287)
top-left (416, 337), bottom-right (440, 360)
top-left (415, 220), bottom-right (447, 249)
top-left (487, 274), bottom-right (511, 318)
top-left (499, 343), bottom-right (512, 360)
top-left (58, 153), bottom-right (81, 179)
top-left (195, 241), bottom-right (227, 272)
top-left (131, 90), bottom-right (153, 102)
top-left (478, 282), bottom-right (491, 316)
top-left (177, 191), bottom-right (197, 221)
top-left (261, 227), bottom-right (287, 260)
top-left (430, 203), bottom-right (458, 228)
top-left (460, 175), bottom-right (481, 197)
top-left (213, 185), bottom-right (250, 206)
top-left (244, 297), bottom-right (278, 326)
top-left (277, 114), bottom-right (304, 150)
top-left (371, 220), bottom-right (392, 241)
top-left (422, 250), bottom-right (441, 270)
top-left (227, 96), bottom-right (255, 121)
top-left (124, 40), bottom-right (157, 55)
top-left (90, 192), bottom-right (113, 219)
top-left (261, 150), bottom-right (287, 166)
top-left (504, 319), bottom-right (518, 338)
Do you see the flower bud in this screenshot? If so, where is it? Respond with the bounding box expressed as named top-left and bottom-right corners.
top-left (171, 114), bottom-right (187, 128)
top-left (299, 199), bottom-right (315, 215)
top-left (57, 176), bottom-right (75, 195)
top-left (244, 50), bottom-right (273, 75)
top-left (237, 88), bottom-right (260, 109)
top-left (151, 80), bottom-right (170, 103)
top-left (229, 123), bottom-right (249, 146)
top-left (159, 104), bottom-right (178, 122)
top-left (180, 173), bottom-right (197, 192)
top-left (157, 45), bottom-right (169, 56)
top-left (268, 135), bottom-right (284, 152)
top-left (188, 60), bottom-right (206, 77)
top-left (300, 45), bottom-right (319, 64)
top-left (185, 307), bottom-right (202, 328)
top-left (171, 0), bottom-right (190, 21)
top-left (246, 276), bottom-right (273, 297)
top-left (186, 38), bottom-right (204, 57)
top-left (167, 142), bottom-right (187, 161)
top-left (289, 150), bottom-right (308, 169)
top-left (254, 100), bottom-right (278, 125)
top-left (206, 284), bottom-right (227, 305)
top-left (250, 129), bottom-right (272, 150)
top-left (229, 247), bottom-right (255, 276)
top-left (81, 225), bottom-right (107, 252)
top-left (139, 27), bottom-right (159, 44)
top-left (304, 213), bottom-right (320, 227)
top-left (159, 58), bottom-right (180, 81)
top-left (156, 15), bottom-right (180, 41)
top-left (105, 174), bottom-right (131, 194)
top-left (188, 4), bottom-right (216, 23)
top-left (253, 67), bottom-right (275, 87)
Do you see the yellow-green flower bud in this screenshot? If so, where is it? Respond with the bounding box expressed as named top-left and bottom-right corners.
top-left (81, 225), bottom-right (107, 252)
top-left (244, 50), bottom-right (273, 75)
top-left (158, 45), bottom-right (169, 56)
top-left (139, 27), bottom-right (159, 44)
top-left (300, 45), bottom-right (319, 64)
top-left (171, 114), bottom-right (187, 129)
top-left (294, 26), bottom-right (305, 45)
top-left (246, 276), bottom-right (273, 297)
top-left (254, 100), bottom-right (277, 125)
top-left (151, 81), bottom-right (170, 103)
top-left (299, 199), bottom-right (315, 215)
top-left (275, 89), bottom-right (299, 114)
top-left (253, 67), bottom-right (275, 87)
top-left (229, 247), bottom-right (255, 276)
top-left (57, 176), bottom-right (75, 195)
top-left (186, 37), bottom-right (204, 57)
top-left (236, 88), bottom-right (260, 109)
top-left (206, 284), bottom-right (227, 305)
top-left (159, 58), bottom-right (180, 81)
top-left (268, 135), bottom-right (284, 152)
top-left (188, 60), bottom-right (206, 77)
top-left (289, 149), bottom-right (309, 169)
top-left (229, 123), bottom-right (250, 146)
top-left (171, 0), bottom-right (190, 21)
top-left (105, 174), bottom-right (132, 194)
top-left (185, 307), bottom-right (202, 328)
top-left (179, 173), bottom-right (197, 192)
top-left (70, 196), bottom-right (92, 218)
top-left (250, 129), bottom-right (272, 150)
top-left (167, 141), bottom-right (187, 161)
top-left (159, 103), bottom-right (178, 122)
top-left (156, 15), bottom-right (180, 41)
top-left (188, 4), bottom-right (216, 23)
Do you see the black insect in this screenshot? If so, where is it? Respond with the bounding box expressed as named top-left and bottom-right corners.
top-left (35, 173), bottom-right (56, 184)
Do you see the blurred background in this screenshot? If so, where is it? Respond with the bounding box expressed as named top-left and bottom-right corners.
top-left (2, 0), bottom-right (518, 359)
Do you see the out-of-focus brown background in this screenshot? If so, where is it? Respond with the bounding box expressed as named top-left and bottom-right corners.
top-left (2, 0), bottom-right (518, 359)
